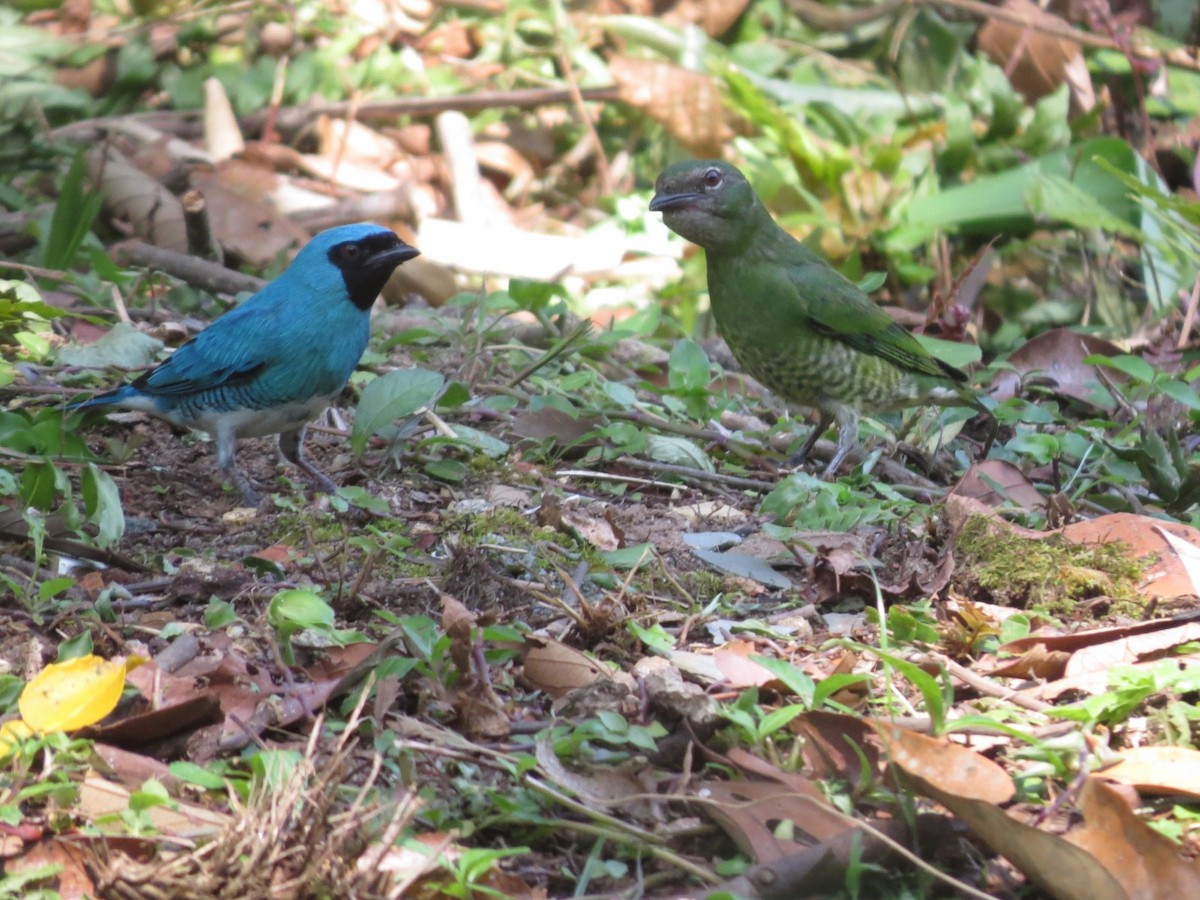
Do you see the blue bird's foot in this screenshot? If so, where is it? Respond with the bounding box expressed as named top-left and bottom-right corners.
top-left (279, 427), bottom-right (339, 495)
top-left (230, 470), bottom-right (263, 507)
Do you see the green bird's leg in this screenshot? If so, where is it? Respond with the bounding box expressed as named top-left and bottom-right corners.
top-left (823, 403), bottom-right (859, 478)
top-left (789, 410), bottom-right (832, 467)
top-left (787, 403), bottom-right (858, 478)
top-left (279, 426), bottom-right (339, 494)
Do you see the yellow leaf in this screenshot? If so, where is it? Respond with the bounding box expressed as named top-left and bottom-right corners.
top-left (0, 719), bottom-right (33, 759)
top-left (19, 654), bottom-right (127, 733)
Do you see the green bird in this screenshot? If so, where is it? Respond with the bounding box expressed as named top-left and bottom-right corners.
top-left (649, 159), bottom-right (993, 476)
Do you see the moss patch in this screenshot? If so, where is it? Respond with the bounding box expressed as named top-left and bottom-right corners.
top-left (952, 514), bottom-right (1146, 613)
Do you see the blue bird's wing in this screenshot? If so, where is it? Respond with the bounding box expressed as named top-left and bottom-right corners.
top-left (132, 302), bottom-right (272, 398)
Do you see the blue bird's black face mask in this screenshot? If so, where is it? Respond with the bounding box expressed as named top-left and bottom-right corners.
top-left (330, 232), bottom-right (421, 310)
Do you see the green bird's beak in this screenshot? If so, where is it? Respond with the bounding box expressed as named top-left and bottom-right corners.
top-left (648, 190), bottom-right (701, 213)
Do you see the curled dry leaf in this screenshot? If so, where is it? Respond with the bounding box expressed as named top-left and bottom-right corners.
top-left (950, 459), bottom-right (1044, 511)
top-left (1100, 745), bottom-right (1200, 799)
top-left (87, 145), bottom-right (188, 253)
top-left (988, 327), bottom-right (1124, 406)
top-left (978, 0), bottom-right (1089, 104)
top-left (522, 635), bottom-right (619, 697)
top-left (698, 777), bottom-right (842, 863)
top-left (1067, 777), bottom-right (1200, 897)
top-left (661, 0), bottom-right (753, 37)
top-left (609, 56), bottom-right (746, 158)
top-left (874, 725), bottom-right (1015, 805)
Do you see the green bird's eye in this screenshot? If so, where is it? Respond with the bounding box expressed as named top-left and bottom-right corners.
top-left (703, 168), bottom-right (722, 189)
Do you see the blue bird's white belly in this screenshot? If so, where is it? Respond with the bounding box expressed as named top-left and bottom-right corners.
top-left (170, 391), bottom-right (338, 440)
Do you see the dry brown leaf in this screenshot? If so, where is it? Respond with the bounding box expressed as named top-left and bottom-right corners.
top-left (522, 636), bottom-right (615, 697)
top-left (698, 778), bottom-right (842, 863)
top-left (713, 639), bottom-right (779, 689)
top-left (792, 710), bottom-right (881, 784)
top-left (1064, 621), bottom-right (1200, 677)
top-left (924, 786), bottom-right (1127, 899)
top-left (189, 161), bottom-right (310, 267)
top-left (988, 327), bottom-right (1125, 405)
top-left (1060, 514), bottom-right (1200, 601)
top-left (1101, 746), bottom-right (1200, 799)
top-left (951, 459), bottom-right (1044, 511)
top-left (534, 736), bottom-right (644, 810)
top-left (559, 504), bottom-right (620, 551)
top-left (661, 0), bottom-right (753, 37)
top-left (987, 643), bottom-right (1071, 680)
top-left (87, 145), bottom-right (187, 253)
top-left (1067, 777), bottom-right (1200, 896)
top-left (609, 56), bottom-right (743, 158)
top-left (977, 0), bottom-right (1086, 103)
top-left (79, 774), bottom-right (229, 838)
top-left (874, 725), bottom-right (1015, 804)
top-left (5, 838), bottom-right (96, 899)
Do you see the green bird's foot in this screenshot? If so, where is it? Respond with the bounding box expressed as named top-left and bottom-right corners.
top-left (785, 411), bottom-right (832, 469)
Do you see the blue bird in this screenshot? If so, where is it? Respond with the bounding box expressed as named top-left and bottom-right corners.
top-left (67, 223), bottom-right (419, 504)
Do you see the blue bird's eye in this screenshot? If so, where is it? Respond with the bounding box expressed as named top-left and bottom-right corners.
top-left (703, 168), bottom-right (722, 189)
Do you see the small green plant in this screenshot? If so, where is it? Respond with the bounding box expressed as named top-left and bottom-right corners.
top-left (267, 589), bottom-right (365, 665)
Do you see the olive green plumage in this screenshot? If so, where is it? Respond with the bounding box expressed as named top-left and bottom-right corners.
top-left (649, 159), bottom-right (991, 475)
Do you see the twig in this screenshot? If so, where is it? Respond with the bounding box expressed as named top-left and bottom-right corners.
top-left (58, 87), bottom-right (622, 144)
top-left (1178, 274), bottom-right (1200, 350)
top-left (523, 775), bottom-right (720, 885)
top-left (918, 651), bottom-right (1053, 713)
top-left (558, 52), bottom-right (611, 194)
top-left (109, 239), bottom-right (267, 297)
top-left (556, 468), bottom-right (697, 492)
top-left (615, 457), bottom-right (778, 491)
top-left (786, 0), bottom-right (1200, 71)
top-left (108, 283), bottom-right (132, 326)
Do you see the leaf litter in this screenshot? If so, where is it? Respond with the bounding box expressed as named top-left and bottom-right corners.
top-left (4, 2), bottom-right (1200, 898)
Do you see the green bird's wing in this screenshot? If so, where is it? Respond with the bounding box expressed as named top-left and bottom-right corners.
top-left (788, 262), bottom-right (966, 384)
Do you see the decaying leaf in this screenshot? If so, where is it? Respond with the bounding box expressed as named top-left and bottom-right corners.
top-left (609, 56), bottom-right (747, 158)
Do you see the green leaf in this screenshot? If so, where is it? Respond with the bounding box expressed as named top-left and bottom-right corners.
top-left (913, 333), bottom-right (982, 369)
top-left (599, 543), bottom-right (653, 570)
top-left (41, 152), bottom-right (103, 270)
top-left (643, 434), bottom-right (714, 472)
top-left (350, 368), bottom-right (444, 455)
top-left (169, 761), bottom-right (232, 791)
top-left (749, 655), bottom-right (815, 706)
top-left (668, 338), bottom-right (710, 393)
top-left (82, 463), bottom-right (124, 548)
top-left (268, 589), bottom-right (334, 631)
top-left (444, 424), bottom-right (509, 459)
top-left (905, 137), bottom-right (1142, 234)
top-left (1085, 353), bottom-right (1156, 384)
top-left (424, 458), bottom-right (467, 482)
top-left (628, 621), bottom-right (676, 654)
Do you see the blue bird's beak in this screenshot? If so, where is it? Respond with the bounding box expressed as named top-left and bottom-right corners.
top-left (649, 191), bottom-right (701, 213)
top-left (368, 242), bottom-right (420, 268)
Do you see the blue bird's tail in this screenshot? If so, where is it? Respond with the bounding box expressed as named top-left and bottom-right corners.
top-left (65, 384), bottom-right (141, 412)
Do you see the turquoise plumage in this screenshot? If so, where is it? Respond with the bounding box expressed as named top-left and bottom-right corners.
top-left (68, 223), bottom-right (419, 503)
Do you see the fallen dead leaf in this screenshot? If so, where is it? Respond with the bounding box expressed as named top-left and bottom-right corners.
top-left (1067, 777), bottom-right (1200, 896)
top-left (1100, 745), bottom-right (1200, 799)
top-left (522, 636), bottom-right (620, 697)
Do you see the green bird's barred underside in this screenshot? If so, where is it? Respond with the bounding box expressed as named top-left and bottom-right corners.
top-left (720, 312), bottom-right (922, 412)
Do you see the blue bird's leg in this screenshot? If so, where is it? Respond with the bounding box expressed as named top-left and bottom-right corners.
top-left (278, 426), bottom-right (338, 494)
top-left (214, 423), bottom-right (262, 505)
